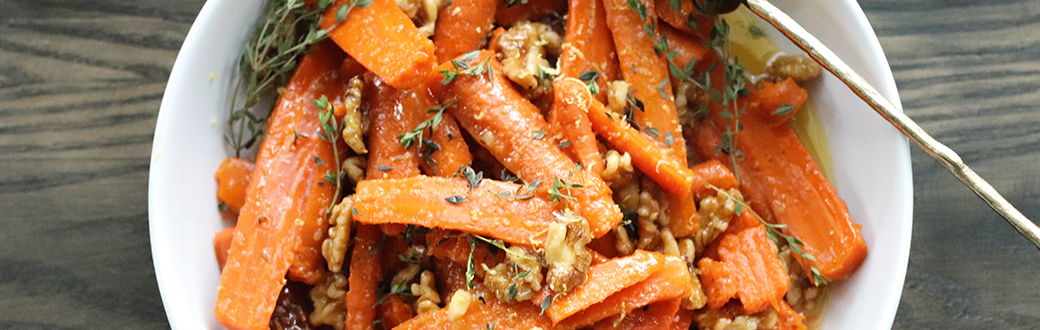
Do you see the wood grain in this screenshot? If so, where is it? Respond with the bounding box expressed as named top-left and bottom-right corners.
top-left (0, 0), bottom-right (1037, 329)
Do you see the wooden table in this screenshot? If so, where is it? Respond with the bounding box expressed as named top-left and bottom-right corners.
top-left (1, 0), bottom-right (1037, 328)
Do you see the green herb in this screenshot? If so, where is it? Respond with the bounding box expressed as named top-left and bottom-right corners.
top-left (421, 139), bottom-right (442, 175)
top-left (440, 50), bottom-right (494, 84)
top-left (774, 104), bottom-right (796, 116)
top-left (558, 140), bottom-right (572, 148)
top-left (389, 282), bottom-right (414, 296)
top-left (657, 79), bottom-right (670, 99)
top-left (578, 70), bottom-right (603, 95)
top-left (665, 131), bottom-right (675, 146)
top-left (374, 166), bottom-right (393, 171)
top-left (313, 96), bottom-right (345, 215)
top-left (218, 203), bottom-right (229, 212)
top-left (453, 165), bottom-right (483, 191)
top-left (446, 195), bottom-right (466, 205)
top-left (646, 127), bottom-right (660, 137)
top-left (532, 130), bottom-right (547, 140)
top-left (440, 0), bottom-right (452, 7)
top-left (548, 177), bottom-right (578, 202)
top-left (313, 155), bottom-right (325, 166)
top-left (466, 235), bottom-right (477, 289)
top-left (748, 25), bottom-right (766, 38)
top-left (540, 296), bottom-right (552, 315)
top-left (504, 0), bottom-right (529, 7)
top-left (403, 224), bottom-right (431, 243)
top-left (262, 250), bottom-right (270, 260)
top-left (514, 179), bottom-right (541, 200)
top-left (398, 104), bottom-right (449, 149)
top-left (507, 283), bottom-right (518, 301)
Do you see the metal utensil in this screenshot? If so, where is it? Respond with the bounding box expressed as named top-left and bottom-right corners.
top-left (743, 0), bottom-right (1040, 250)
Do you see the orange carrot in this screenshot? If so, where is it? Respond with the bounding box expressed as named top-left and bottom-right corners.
top-left (670, 309), bottom-right (694, 330)
top-left (659, 23), bottom-right (716, 74)
top-left (321, 0), bottom-right (435, 89)
top-left (550, 78), bottom-right (606, 175)
top-left (340, 55), bottom-right (367, 79)
top-left (718, 226), bottom-right (789, 312)
top-left (691, 79), bottom-right (867, 282)
top-left (603, 0), bottom-right (686, 161)
top-left (377, 295), bottom-right (414, 329)
top-left (213, 227), bottom-right (235, 271)
top-left (215, 42), bottom-right (348, 330)
top-left (346, 225), bottom-right (384, 330)
top-left (654, 0), bottom-right (713, 39)
top-left (434, 0), bottom-right (497, 62)
top-left (689, 159), bottom-right (739, 200)
top-left (407, 85), bottom-right (474, 177)
top-left (772, 299), bottom-right (808, 330)
top-left (557, 254), bottom-right (691, 328)
top-left (587, 230), bottom-right (619, 259)
top-left (428, 51), bottom-right (622, 238)
top-left (547, 250), bottom-right (664, 322)
top-left (365, 73), bottom-right (423, 180)
top-left (215, 158), bottom-right (254, 213)
top-left (353, 176), bottom-right (557, 246)
top-left (392, 289), bottom-right (557, 330)
top-left (560, 0), bottom-right (620, 103)
top-left (494, 0), bottom-right (568, 27)
top-left (655, 180), bottom-right (701, 238)
top-left (697, 257), bottom-right (736, 310)
top-left (592, 298), bottom-right (680, 330)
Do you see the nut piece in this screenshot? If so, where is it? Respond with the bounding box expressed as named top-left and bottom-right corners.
top-left (483, 246), bottom-right (544, 302)
top-left (447, 289), bottom-right (473, 321)
top-left (606, 80), bottom-right (631, 115)
top-left (544, 210), bottom-right (592, 294)
top-left (309, 271), bottom-right (348, 330)
top-left (493, 21), bottom-right (562, 90)
top-left (341, 156), bottom-right (367, 184)
top-left (322, 198), bottom-right (354, 273)
top-left (694, 189), bottom-right (741, 254)
top-left (340, 76), bottom-right (367, 154)
top-left (411, 270), bottom-right (442, 315)
top-left (765, 54), bottom-right (822, 83)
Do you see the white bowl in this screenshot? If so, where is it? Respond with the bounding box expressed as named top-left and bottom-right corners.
top-left (149, 0), bottom-right (912, 328)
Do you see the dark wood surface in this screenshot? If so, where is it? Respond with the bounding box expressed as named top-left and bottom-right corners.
top-left (1, 0), bottom-right (1037, 329)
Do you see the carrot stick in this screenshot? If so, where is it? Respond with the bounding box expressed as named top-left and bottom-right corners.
top-left (772, 299), bottom-right (808, 330)
top-left (213, 227), bottom-right (235, 271)
top-left (717, 226), bottom-right (789, 312)
top-left (556, 254), bottom-right (691, 328)
top-left (495, 0), bottom-right (568, 27)
top-left (547, 250), bottom-right (664, 322)
top-left (346, 225), bottom-right (384, 330)
top-left (353, 176), bottom-right (557, 246)
top-left (653, 0), bottom-right (713, 39)
top-left (657, 183), bottom-right (700, 238)
top-left (550, 78), bottom-right (606, 175)
top-left (560, 0), bottom-right (620, 103)
top-left (696, 257), bottom-right (736, 310)
top-left (659, 23), bottom-right (716, 74)
top-left (378, 293), bottom-right (415, 328)
top-left (691, 79), bottom-right (867, 282)
top-left (689, 159), bottom-right (739, 200)
top-left (433, 0), bottom-right (497, 62)
top-left (603, 0), bottom-right (686, 161)
top-left (591, 298), bottom-right (680, 330)
top-left (428, 50), bottom-right (622, 238)
top-left (214, 43), bottom-right (348, 330)
top-left (407, 85), bottom-right (474, 177)
top-left (215, 158), bottom-right (254, 213)
top-left (321, 0), bottom-right (435, 89)
top-left (391, 289), bottom-right (557, 330)
top-left (365, 73), bottom-right (423, 180)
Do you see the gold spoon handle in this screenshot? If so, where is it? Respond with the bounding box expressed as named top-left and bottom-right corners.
top-left (745, 0), bottom-right (1040, 250)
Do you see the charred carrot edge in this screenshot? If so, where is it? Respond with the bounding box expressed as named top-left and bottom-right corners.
top-left (213, 227), bottom-right (235, 271)
top-left (592, 298), bottom-right (681, 330)
top-left (434, 0), bottom-right (498, 62)
top-left (365, 73), bottom-right (423, 180)
top-left (215, 157), bottom-right (255, 213)
top-left (353, 176), bottom-right (557, 246)
top-left (321, 0), bottom-right (435, 89)
top-left (653, 0), bottom-right (713, 39)
top-left (392, 288), bottom-right (557, 330)
top-left (718, 226), bottom-right (790, 313)
top-left (428, 50), bottom-right (622, 238)
top-left (603, 0), bottom-right (687, 161)
top-left (560, 0), bottom-right (620, 103)
top-left (557, 254), bottom-right (691, 328)
top-left (214, 43), bottom-right (347, 330)
top-left (495, 0), bottom-right (568, 27)
top-left (547, 250), bottom-right (665, 322)
top-left (551, 78), bottom-right (606, 175)
top-left (345, 225), bottom-right (384, 330)
top-left (659, 23), bottom-right (716, 74)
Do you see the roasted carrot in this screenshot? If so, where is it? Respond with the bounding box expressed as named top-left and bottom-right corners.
top-left (550, 78), bottom-right (606, 175)
top-left (214, 42), bottom-right (348, 330)
top-left (433, 0), bottom-right (497, 62)
top-left (691, 79), bottom-right (867, 282)
top-left (689, 159), bottom-right (739, 200)
top-left (346, 225), bottom-right (384, 330)
top-left (653, 0), bottom-right (713, 39)
top-left (603, 0), bottom-right (686, 161)
top-left (653, 179), bottom-right (701, 238)
top-left (559, 0), bottom-right (620, 103)
top-left (321, 0), bottom-right (435, 89)
top-left (340, 55), bottom-right (367, 79)
top-left (772, 299), bottom-right (808, 330)
top-left (494, 0), bottom-right (568, 27)
top-left (377, 295), bottom-right (414, 329)
top-left (216, 158), bottom-right (254, 214)
top-left (718, 226), bottom-right (789, 312)
top-left (213, 227), bottom-right (235, 271)
top-left (697, 257), bottom-right (736, 310)
top-left (670, 309), bottom-right (694, 330)
top-left (353, 176), bottom-right (557, 246)
top-left (392, 289), bottom-right (557, 330)
top-left (407, 85), bottom-right (474, 177)
top-left (428, 51), bottom-right (622, 238)
top-left (592, 298), bottom-right (680, 330)
top-left (365, 73), bottom-right (423, 180)
top-left (547, 250), bottom-right (664, 322)
top-left (557, 253), bottom-right (691, 328)
top-left (659, 23), bottom-right (716, 74)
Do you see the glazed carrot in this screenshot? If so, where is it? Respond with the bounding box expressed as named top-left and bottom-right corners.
top-left (656, 181), bottom-right (701, 237)
top-left (557, 254), bottom-right (691, 328)
top-left (216, 158), bottom-right (254, 213)
top-left (214, 42), bottom-right (348, 330)
top-left (433, 0), bottom-right (497, 62)
top-left (659, 23), bottom-right (716, 74)
top-left (772, 299), bottom-right (808, 330)
top-left (689, 159), bottom-right (739, 200)
top-left (392, 289), bottom-right (558, 330)
top-left (670, 309), bottom-right (694, 330)
top-left (559, 0), bottom-right (620, 103)
top-left (547, 250), bottom-right (664, 322)
top-left (550, 78), bottom-right (605, 175)
top-left (603, 0), bottom-right (686, 161)
top-left (592, 298), bottom-right (680, 330)
top-left (321, 0), bottom-right (435, 89)
top-left (377, 295), bottom-right (415, 329)
top-left (587, 231), bottom-right (619, 259)
top-left (653, 0), bottom-right (713, 39)
top-left (365, 73), bottom-right (423, 180)
top-left (407, 85), bottom-right (474, 177)
top-left (353, 176), bottom-right (557, 246)
top-left (213, 227), bottom-right (235, 271)
top-left (697, 257), bottom-right (736, 310)
top-left (340, 55), bottom-right (367, 79)
top-left (717, 226), bottom-right (789, 312)
top-left (346, 225), bottom-right (384, 330)
top-left (428, 51), bottom-right (622, 238)
top-left (495, 0), bottom-right (568, 27)
top-left (691, 79), bottom-right (867, 282)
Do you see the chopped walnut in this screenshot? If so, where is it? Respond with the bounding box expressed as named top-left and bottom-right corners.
top-left (764, 54), bottom-right (822, 83)
top-left (606, 80), bottom-right (631, 115)
top-left (310, 271), bottom-right (347, 330)
top-left (395, 0), bottom-right (441, 37)
top-left (340, 76), bottom-right (366, 154)
top-left (673, 80), bottom-right (710, 127)
top-left (446, 289), bottom-right (473, 321)
top-left (695, 306), bottom-right (778, 330)
top-left (341, 156), bottom-right (367, 184)
top-left (493, 21), bottom-right (562, 90)
top-left (544, 210), bottom-right (592, 294)
top-left (322, 198), bottom-right (353, 273)
top-left (411, 270), bottom-right (442, 314)
top-left (602, 150), bottom-right (633, 180)
top-left (391, 263), bottom-right (422, 292)
top-left (484, 246), bottom-right (544, 302)
top-left (694, 189), bottom-right (741, 254)
top-left (614, 225), bottom-right (635, 257)
top-left (636, 190), bottom-right (661, 250)
top-left (780, 247), bottom-right (823, 314)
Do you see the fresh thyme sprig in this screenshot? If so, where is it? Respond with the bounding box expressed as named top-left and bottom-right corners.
top-left (439, 50), bottom-right (494, 84)
top-left (578, 70), bottom-right (603, 96)
top-left (398, 104), bottom-right (449, 149)
top-left (227, 0), bottom-right (371, 156)
top-left (706, 184), bottom-right (830, 285)
top-left (314, 95), bottom-right (345, 215)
